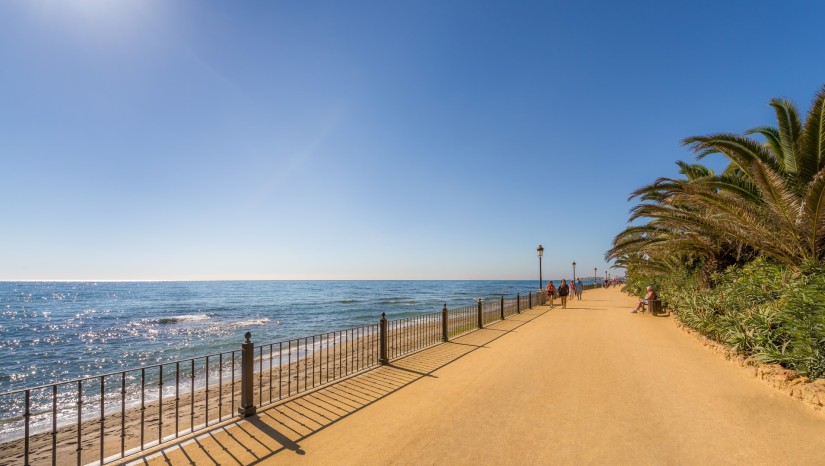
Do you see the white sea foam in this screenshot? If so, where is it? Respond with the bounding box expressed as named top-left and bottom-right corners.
top-left (231, 318), bottom-right (271, 328)
top-left (156, 314), bottom-right (211, 324)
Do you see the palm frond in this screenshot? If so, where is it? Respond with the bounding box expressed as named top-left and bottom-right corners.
top-left (684, 133), bottom-right (783, 176)
top-left (746, 125), bottom-right (784, 164)
top-left (770, 97), bottom-right (802, 176)
top-left (801, 85), bottom-right (825, 178)
top-left (801, 169), bottom-right (825, 260)
top-left (676, 160), bottom-right (714, 180)
top-left (697, 174), bottom-right (761, 203)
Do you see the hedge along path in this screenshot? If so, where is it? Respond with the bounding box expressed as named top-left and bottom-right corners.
top-left (118, 288), bottom-right (825, 465)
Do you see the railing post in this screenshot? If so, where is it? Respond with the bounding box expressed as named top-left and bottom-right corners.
top-left (517, 293), bottom-right (520, 313)
top-left (441, 304), bottom-right (449, 342)
top-left (477, 299), bottom-right (483, 328)
top-left (379, 313), bottom-right (388, 364)
top-left (500, 294), bottom-right (505, 320)
top-left (529, 292), bottom-right (532, 308)
top-left (238, 332), bottom-right (257, 418)
top-left (23, 390), bottom-right (29, 466)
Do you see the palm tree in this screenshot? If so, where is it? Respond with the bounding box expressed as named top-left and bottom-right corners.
top-left (683, 85), bottom-right (825, 270)
top-left (607, 161), bottom-right (753, 283)
top-left (610, 85), bottom-right (825, 274)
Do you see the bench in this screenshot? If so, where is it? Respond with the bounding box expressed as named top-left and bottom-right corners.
top-left (645, 299), bottom-right (664, 315)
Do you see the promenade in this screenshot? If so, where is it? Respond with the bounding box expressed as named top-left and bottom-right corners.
top-left (122, 288), bottom-right (825, 465)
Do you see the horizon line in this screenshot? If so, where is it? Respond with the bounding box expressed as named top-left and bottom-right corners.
top-left (0, 276), bottom-right (617, 283)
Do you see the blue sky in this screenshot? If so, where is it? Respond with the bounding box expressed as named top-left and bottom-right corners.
top-left (1, 0), bottom-right (824, 281)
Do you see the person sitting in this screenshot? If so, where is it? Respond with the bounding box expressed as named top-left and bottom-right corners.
top-left (631, 286), bottom-right (657, 313)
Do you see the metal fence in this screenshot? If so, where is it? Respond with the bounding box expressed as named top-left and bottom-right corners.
top-left (446, 303), bottom-right (477, 339)
top-left (0, 349), bottom-right (243, 466)
top-left (247, 324), bottom-right (381, 409)
top-left (0, 289), bottom-right (547, 465)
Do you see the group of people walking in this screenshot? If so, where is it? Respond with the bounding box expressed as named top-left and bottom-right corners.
top-left (545, 278), bottom-right (584, 308)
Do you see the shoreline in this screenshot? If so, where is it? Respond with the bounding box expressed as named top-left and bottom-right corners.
top-left (0, 281), bottom-right (546, 400)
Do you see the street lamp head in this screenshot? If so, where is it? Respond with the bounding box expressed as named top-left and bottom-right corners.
top-left (572, 261), bottom-right (576, 267)
top-left (537, 245), bottom-right (544, 257)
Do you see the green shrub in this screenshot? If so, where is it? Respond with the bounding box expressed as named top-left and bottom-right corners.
top-left (770, 275), bottom-right (825, 378)
top-left (628, 258), bottom-right (824, 379)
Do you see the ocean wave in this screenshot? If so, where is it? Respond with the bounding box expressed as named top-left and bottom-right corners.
top-left (377, 298), bottom-right (418, 305)
top-left (384, 311), bottom-right (426, 319)
top-left (230, 318), bottom-right (272, 328)
top-left (156, 314), bottom-right (211, 324)
top-left (352, 314), bottom-right (379, 321)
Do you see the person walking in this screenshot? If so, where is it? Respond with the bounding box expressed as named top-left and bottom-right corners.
top-left (558, 279), bottom-right (570, 309)
top-left (545, 281), bottom-right (556, 307)
top-left (569, 280), bottom-right (577, 304)
top-left (576, 278), bottom-right (583, 300)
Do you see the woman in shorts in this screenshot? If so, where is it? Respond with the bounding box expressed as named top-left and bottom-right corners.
top-left (545, 281), bottom-right (556, 307)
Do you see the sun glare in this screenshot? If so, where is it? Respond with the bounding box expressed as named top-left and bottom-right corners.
top-left (25, 0), bottom-right (164, 46)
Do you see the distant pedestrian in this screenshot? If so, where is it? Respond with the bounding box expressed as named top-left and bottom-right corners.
top-left (545, 281), bottom-right (556, 307)
top-left (558, 279), bottom-right (570, 308)
top-left (569, 280), bottom-right (577, 303)
top-left (576, 279), bottom-right (583, 300)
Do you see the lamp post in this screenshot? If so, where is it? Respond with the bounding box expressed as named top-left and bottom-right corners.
top-left (594, 267), bottom-right (597, 284)
top-left (537, 245), bottom-right (544, 290)
top-left (572, 261), bottom-right (576, 283)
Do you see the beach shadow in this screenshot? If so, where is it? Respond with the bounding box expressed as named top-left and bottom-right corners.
top-left (117, 308), bottom-right (549, 465)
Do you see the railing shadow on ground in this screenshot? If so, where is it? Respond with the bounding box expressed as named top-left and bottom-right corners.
top-left (118, 307), bottom-right (550, 466)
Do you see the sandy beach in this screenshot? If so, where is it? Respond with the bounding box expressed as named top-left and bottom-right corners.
top-left (115, 288), bottom-right (825, 465)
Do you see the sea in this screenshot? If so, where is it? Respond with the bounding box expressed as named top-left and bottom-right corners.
top-left (0, 279), bottom-right (587, 439)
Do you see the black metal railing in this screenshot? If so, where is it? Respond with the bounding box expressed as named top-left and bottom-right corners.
top-left (386, 312), bottom-right (441, 360)
top-left (250, 324), bottom-right (381, 407)
top-left (0, 289), bottom-right (547, 465)
top-left (0, 348), bottom-right (243, 466)
top-left (446, 303), bottom-right (477, 338)
top-left (481, 299), bottom-right (500, 325)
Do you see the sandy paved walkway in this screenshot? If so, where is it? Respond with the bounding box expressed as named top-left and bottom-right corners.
top-left (123, 288), bottom-right (825, 465)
